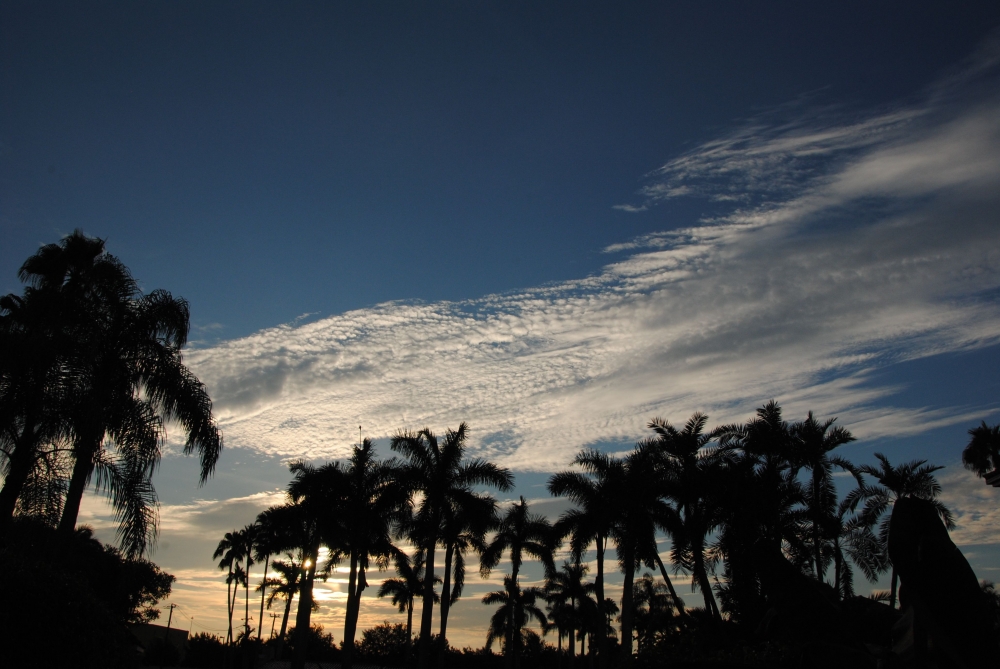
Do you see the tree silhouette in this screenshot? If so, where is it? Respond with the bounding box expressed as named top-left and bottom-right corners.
top-left (437, 492), bottom-right (496, 648)
top-left (789, 411), bottom-right (856, 585)
top-left (260, 554), bottom-right (304, 643)
top-left (391, 422), bottom-right (513, 669)
top-left (481, 496), bottom-right (555, 669)
top-left (544, 560), bottom-right (595, 660)
top-left (285, 464), bottom-right (328, 669)
top-left (378, 548), bottom-right (441, 650)
top-left (213, 529), bottom-right (243, 645)
top-left (6, 231), bottom-right (222, 558)
top-left (483, 576), bottom-right (548, 664)
top-left (962, 422), bottom-right (1000, 479)
top-left (549, 449), bottom-right (623, 669)
top-left (847, 453), bottom-right (953, 609)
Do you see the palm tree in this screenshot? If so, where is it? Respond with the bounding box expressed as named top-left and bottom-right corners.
top-left (480, 496), bottom-right (555, 669)
top-left (544, 560), bottom-right (595, 660)
top-left (261, 554), bottom-right (303, 643)
top-left (325, 439), bottom-right (410, 669)
top-left (712, 401), bottom-right (807, 625)
top-left (284, 464), bottom-right (327, 669)
top-left (437, 494), bottom-right (496, 646)
top-left (962, 421), bottom-right (1000, 479)
top-left (390, 422), bottom-right (513, 669)
top-left (548, 450), bottom-right (623, 668)
top-left (483, 577), bottom-right (548, 664)
top-left (253, 507), bottom-right (282, 640)
top-left (17, 231), bottom-right (222, 557)
top-left (0, 283), bottom-right (74, 537)
top-left (214, 529), bottom-right (243, 645)
top-left (378, 549), bottom-right (441, 649)
top-left (789, 412), bottom-right (856, 585)
top-left (846, 453), bottom-right (953, 609)
top-left (237, 524), bottom-right (259, 639)
top-left (640, 414), bottom-right (717, 618)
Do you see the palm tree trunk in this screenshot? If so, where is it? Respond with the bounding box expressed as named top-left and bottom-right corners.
top-left (418, 535), bottom-right (436, 669)
top-left (59, 437), bottom-right (100, 533)
top-left (244, 570), bottom-right (251, 639)
top-left (343, 552), bottom-right (366, 669)
top-left (619, 548), bottom-right (635, 668)
top-left (813, 475), bottom-right (823, 582)
top-left (653, 554), bottom-right (686, 617)
top-left (226, 565), bottom-right (234, 644)
top-left (257, 554), bottom-right (270, 640)
top-left (406, 599), bottom-right (413, 650)
top-left (291, 548), bottom-right (318, 669)
top-left (692, 548), bottom-right (720, 621)
top-left (569, 595), bottom-right (576, 659)
top-left (595, 534), bottom-right (608, 669)
top-left (889, 567), bottom-right (898, 610)
top-left (0, 419), bottom-right (40, 537)
top-left (274, 586), bottom-right (295, 659)
top-left (439, 542), bottom-right (454, 641)
top-left (833, 540), bottom-right (842, 599)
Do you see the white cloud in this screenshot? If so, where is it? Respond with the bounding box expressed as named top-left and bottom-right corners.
top-left (183, 48), bottom-right (1000, 481)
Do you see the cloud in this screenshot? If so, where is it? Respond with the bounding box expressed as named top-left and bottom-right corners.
top-left (181, 49), bottom-right (1000, 480)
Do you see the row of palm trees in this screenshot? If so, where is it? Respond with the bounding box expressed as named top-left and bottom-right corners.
top-left (218, 405), bottom-right (958, 669)
top-left (0, 231), bottom-right (222, 558)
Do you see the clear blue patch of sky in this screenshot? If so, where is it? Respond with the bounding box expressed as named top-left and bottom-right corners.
top-left (4, 2), bottom-right (1000, 340)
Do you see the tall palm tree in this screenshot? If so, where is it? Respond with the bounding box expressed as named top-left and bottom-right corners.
top-left (17, 231), bottom-right (222, 557)
top-left (544, 560), bottom-right (595, 660)
top-left (481, 496), bottom-right (555, 669)
top-left (253, 507), bottom-right (283, 641)
top-left (712, 401), bottom-right (807, 625)
top-left (641, 414), bottom-right (720, 619)
top-left (548, 450), bottom-right (623, 669)
top-left (378, 549), bottom-right (441, 649)
top-left (284, 464), bottom-right (327, 669)
top-left (325, 439), bottom-right (410, 669)
top-left (214, 529), bottom-right (243, 645)
top-left (437, 494), bottom-right (496, 646)
top-left (788, 412), bottom-right (856, 585)
top-left (483, 577), bottom-right (548, 664)
top-left (846, 453), bottom-right (953, 609)
top-left (237, 524), bottom-right (259, 639)
top-left (390, 422), bottom-right (513, 669)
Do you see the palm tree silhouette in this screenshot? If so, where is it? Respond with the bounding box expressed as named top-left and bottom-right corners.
top-left (544, 560), bottom-right (595, 660)
top-left (549, 449), bottom-right (623, 668)
top-left (640, 413), bottom-right (718, 619)
top-left (284, 464), bottom-right (327, 669)
top-left (213, 529), bottom-right (243, 645)
top-left (962, 421), bottom-right (1000, 480)
top-left (378, 548), bottom-right (441, 651)
top-left (0, 287), bottom-right (73, 538)
top-left (390, 422), bottom-right (513, 669)
top-left (260, 554), bottom-right (304, 643)
top-left (789, 412), bottom-right (856, 585)
top-left (437, 493), bottom-right (496, 647)
top-left (15, 231), bottom-right (222, 557)
top-left (483, 576), bottom-right (548, 665)
top-left (481, 496), bottom-right (555, 669)
top-left (253, 507), bottom-right (283, 641)
top-left (847, 452), bottom-right (953, 609)
top-left (326, 438), bottom-right (410, 669)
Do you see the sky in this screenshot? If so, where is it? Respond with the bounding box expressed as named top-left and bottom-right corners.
top-left (3, 1), bottom-right (1000, 649)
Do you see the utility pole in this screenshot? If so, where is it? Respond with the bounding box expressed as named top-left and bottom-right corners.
top-left (160, 603), bottom-right (176, 669)
top-left (269, 612), bottom-right (279, 639)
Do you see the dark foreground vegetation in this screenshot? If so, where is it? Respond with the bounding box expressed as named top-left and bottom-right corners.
top-left (3, 232), bottom-right (1000, 669)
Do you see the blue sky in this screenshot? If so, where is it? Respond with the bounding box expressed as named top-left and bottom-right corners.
top-left (3, 1), bottom-right (1000, 647)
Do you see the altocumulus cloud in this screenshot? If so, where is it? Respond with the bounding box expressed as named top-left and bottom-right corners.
top-left (185, 47), bottom-right (1000, 472)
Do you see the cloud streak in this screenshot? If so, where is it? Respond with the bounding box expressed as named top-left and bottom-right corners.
top-left (182, 53), bottom-right (1000, 475)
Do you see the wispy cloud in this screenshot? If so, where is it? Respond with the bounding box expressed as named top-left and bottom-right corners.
top-left (182, 50), bottom-right (1000, 477)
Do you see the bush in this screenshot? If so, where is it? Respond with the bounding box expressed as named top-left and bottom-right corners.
top-left (358, 622), bottom-right (410, 666)
top-left (182, 633), bottom-right (225, 669)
